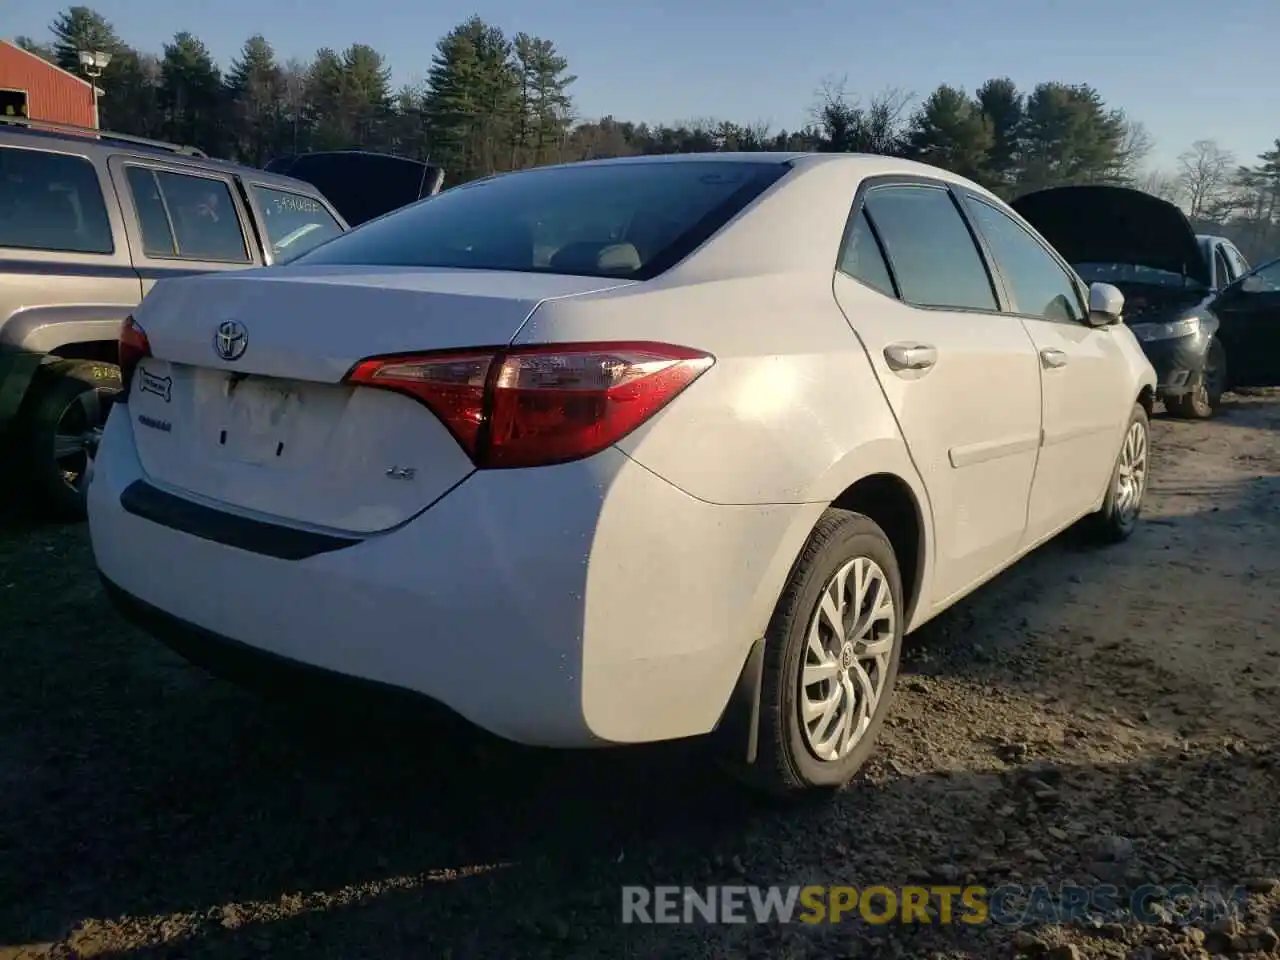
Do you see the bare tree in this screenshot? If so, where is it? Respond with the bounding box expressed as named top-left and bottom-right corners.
top-left (1114, 117), bottom-right (1153, 183)
top-left (813, 77), bottom-right (913, 155)
top-left (1136, 169), bottom-right (1183, 204)
top-left (1177, 139), bottom-right (1235, 219)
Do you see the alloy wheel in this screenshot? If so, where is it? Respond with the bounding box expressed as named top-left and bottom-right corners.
top-left (51, 388), bottom-right (102, 495)
top-left (1115, 419), bottom-right (1148, 523)
top-left (798, 556), bottom-right (896, 762)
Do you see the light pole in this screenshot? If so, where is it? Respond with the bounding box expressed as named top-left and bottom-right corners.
top-left (77, 50), bottom-right (112, 127)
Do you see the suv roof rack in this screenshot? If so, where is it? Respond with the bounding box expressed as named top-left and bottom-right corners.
top-left (0, 116), bottom-right (208, 158)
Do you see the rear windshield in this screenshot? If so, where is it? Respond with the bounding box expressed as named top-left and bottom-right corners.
top-left (1074, 262), bottom-right (1205, 290)
top-left (293, 160), bottom-right (789, 280)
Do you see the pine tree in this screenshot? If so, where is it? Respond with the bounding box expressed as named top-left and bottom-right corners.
top-left (905, 85), bottom-right (993, 183)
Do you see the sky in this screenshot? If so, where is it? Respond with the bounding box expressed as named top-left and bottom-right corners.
top-left (11, 0), bottom-right (1279, 171)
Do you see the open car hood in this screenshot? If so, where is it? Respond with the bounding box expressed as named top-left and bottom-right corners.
top-left (1011, 185), bottom-right (1210, 288)
top-left (264, 151), bottom-right (444, 227)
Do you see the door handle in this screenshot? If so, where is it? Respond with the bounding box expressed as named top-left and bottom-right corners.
top-left (1040, 348), bottom-right (1069, 369)
top-left (884, 342), bottom-right (938, 372)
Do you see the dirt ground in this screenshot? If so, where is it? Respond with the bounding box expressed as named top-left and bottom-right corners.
top-left (1, 392), bottom-right (1278, 960)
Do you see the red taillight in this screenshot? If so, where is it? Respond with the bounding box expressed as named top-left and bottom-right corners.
top-left (345, 342), bottom-right (714, 469)
top-left (117, 316), bottom-right (152, 402)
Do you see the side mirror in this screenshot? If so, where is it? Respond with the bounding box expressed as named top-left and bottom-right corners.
top-left (1087, 282), bottom-right (1125, 326)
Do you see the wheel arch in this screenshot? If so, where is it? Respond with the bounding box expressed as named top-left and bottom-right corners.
top-left (714, 454), bottom-right (934, 768)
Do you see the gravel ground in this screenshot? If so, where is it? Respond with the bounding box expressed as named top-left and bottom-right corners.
top-left (1, 392), bottom-right (1278, 960)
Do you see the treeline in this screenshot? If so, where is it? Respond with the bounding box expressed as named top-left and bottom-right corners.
top-left (14, 7), bottom-right (1280, 261)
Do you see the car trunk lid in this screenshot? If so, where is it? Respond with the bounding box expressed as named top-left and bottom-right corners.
top-left (125, 266), bottom-right (631, 534)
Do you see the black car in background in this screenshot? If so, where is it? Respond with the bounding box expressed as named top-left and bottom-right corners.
top-left (264, 150), bottom-right (444, 226)
top-left (1015, 184), bottom-right (1280, 419)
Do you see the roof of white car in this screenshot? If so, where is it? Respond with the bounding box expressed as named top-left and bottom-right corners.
top-left (522, 151), bottom-right (995, 200)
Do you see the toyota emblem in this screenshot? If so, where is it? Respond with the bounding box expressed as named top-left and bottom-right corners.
top-left (214, 320), bottom-right (248, 362)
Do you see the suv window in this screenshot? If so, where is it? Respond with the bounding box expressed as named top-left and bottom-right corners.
top-left (124, 166), bottom-right (250, 263)
top-left (862, 186), bottom-right (997, 311)
top-left (838, 208), bottom-right (896, 297)
top-left (963, 197), bottom-right (1084, 323)
top-left (251, 184), bottom-right (344, 262)
top-left (0, 145), bottom-right (113, 254)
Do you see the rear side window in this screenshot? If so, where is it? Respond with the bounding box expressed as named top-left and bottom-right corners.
top-left (963, 197), bottom-right (1085, 323)
top-left (838, 208), bottom-right (896, 298)
top-left (0, 146), bottom-right (113, 254)
top-left (294, 160), bottom-right (790, 280)
top-left (124, 167), bottom-right (250, 263)
top-left (251, 185), bottom-right (344, 262)
top-left (863, 186), bottom-right (997, 311)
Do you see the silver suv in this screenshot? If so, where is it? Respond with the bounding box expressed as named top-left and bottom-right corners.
top-left (0, 118), bottom-right (352, 520)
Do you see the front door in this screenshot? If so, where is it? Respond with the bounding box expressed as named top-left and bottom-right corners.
top-left (958, 193), bottom-right (1133, 542)
top-left (1212, 258), bottom-right (1280, 387)
top-left (832, 181), bottom-right (1042, 606)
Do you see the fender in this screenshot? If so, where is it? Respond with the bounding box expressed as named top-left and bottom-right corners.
top-left (0, 304), bottom-right (132, 428)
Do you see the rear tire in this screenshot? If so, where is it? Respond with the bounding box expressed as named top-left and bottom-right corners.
top-left (745, 509), bottom-right (904, 796)
top-left (16, 359), bottom-right (121, 522)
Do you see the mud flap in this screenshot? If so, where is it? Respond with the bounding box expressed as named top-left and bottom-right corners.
top-left (709, 637), bottom-right (766, 765)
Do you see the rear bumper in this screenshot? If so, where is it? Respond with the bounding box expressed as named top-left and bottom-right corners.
top-left (1139, 332), bottom-right (1208, 399)
top-left (101, 573), bottom-right (471, 720)
top-left (89, 404), bottom-right (820, 748)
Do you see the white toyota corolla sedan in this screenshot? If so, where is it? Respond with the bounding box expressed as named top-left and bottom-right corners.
top-left (89, 152), bottom-right (1156, 794)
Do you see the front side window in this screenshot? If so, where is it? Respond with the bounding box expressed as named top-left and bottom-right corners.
top-left (295, 160), bottom-right (790, 280)
top-left (861, 185), bottom-right (997, 311)
top-left (251, 185), bottom-right (344, 262)
top-left (964, 197), bottom-right (1085, 323)
top-left (1226, 245), bottom-right (1251, 278)
top-left (125, 168), bottom-right (250, 263)
top-left (0, 146), bottom-right (113, 254)
top-left (1215, 248), bottom-right (1233, 287)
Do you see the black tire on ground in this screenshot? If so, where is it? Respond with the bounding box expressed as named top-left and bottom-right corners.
top-left (1167, 340), bottom-right (1225, 419)
top-left (745, 508), bottom-right (904, 796)
top-left (1204, 338), bottom-right (1228, 408)
top-left (16, 358), bottom-right (121, 522)
top-left (1085, 402), bottom-right (1150, 544)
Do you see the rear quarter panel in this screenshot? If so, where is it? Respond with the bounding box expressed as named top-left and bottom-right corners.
top-left (516, 158), bottom-right (939, 629)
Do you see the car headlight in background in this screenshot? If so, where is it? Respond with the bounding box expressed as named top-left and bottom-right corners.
top-left (1129, 316), bottom-right (1201, 342)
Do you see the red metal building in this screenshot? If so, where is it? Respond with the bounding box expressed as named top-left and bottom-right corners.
top-left (0, 39), bottom-right (97, 128)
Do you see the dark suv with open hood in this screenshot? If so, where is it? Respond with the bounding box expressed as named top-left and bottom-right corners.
top-left (1014, 185), bottom-right (1280, 418)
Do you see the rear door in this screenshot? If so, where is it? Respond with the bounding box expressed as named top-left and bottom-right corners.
top-left (832, 178), bottom-right (1042, 606)
top-left (1212, 258), bottom-right (1280, 386)
top-left (108, 156), bottom-right (262, 296)
top-left (957, 191), bottom-right (1132, 542)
